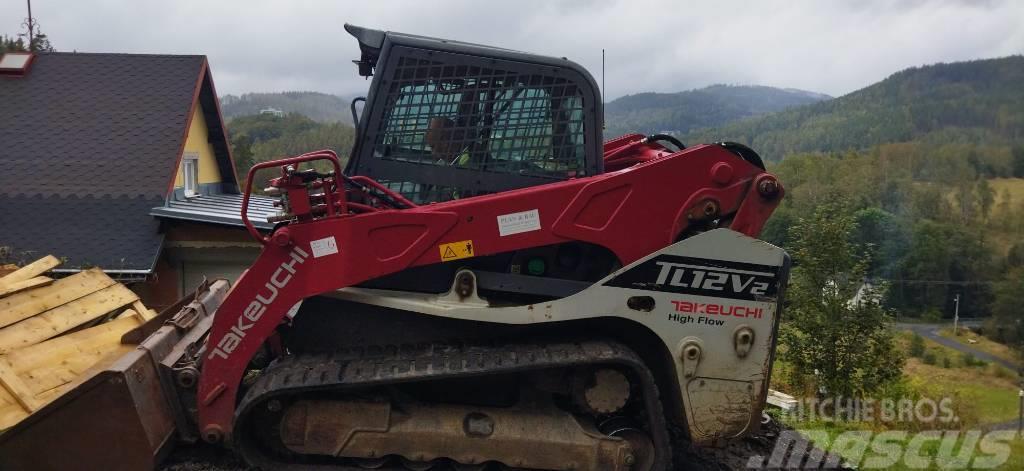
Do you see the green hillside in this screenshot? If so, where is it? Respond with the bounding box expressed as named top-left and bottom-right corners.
top-left (683, 56), bottom-right (1024, 162)
top-left (221, 92), bottom-right (353, 123)
top-left (604, 85), bottom-right (829, 138)
top-left (226, 113), bottom-right (355, 188)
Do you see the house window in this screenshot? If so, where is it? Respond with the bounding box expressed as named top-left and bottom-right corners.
top-left (182, 153), bottom-right (199, 196)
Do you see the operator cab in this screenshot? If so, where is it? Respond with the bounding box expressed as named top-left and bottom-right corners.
top-left (344, 24), bottom-right (604, 204)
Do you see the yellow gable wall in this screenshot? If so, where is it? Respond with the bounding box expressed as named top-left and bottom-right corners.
top-left (174, 104), bottom-right (223, 188)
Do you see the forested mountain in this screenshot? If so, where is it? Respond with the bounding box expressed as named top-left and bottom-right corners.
top-left (604, 85), bottom-right (829, 138)
top-left (221, 92), bottom-right (353, 123)
top-left (735, 56), bottom-right (1024, 327)
top-left (226, 113), bottom-right (354, 188)
top-left (683, 56), bottom-right (1024, 162)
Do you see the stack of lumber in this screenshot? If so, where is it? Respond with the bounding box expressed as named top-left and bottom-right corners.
top-left (0, 255), bottom-right (156, 430)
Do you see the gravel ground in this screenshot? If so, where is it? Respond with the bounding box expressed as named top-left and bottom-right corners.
top-left (160, 417), bottom-right (845, 471)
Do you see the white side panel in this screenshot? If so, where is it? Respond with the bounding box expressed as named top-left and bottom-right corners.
top-left (326, 228), bottom-right (789, 444)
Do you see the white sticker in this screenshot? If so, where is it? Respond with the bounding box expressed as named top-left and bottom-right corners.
top-left (310, 236), bottom-right (339, 258)
top-left (497, 209), bottom-right (541, 236)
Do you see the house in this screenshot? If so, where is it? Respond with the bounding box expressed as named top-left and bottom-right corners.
top-left (259, 107), bottom-right (284, 117)
top-left (0, 51), bottom-right (276, 309)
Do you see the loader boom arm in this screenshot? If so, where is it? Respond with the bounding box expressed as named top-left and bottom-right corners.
top-left (196, 142), bottom-right (783, 443)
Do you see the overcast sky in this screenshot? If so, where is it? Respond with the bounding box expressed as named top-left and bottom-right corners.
top-left (2, 0), bottom-right (1022, 99)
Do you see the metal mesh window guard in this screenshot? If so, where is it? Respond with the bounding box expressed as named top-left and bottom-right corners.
top-left (371, 55), bottom-right (587, 203)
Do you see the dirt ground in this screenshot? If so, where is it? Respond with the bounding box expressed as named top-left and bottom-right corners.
top-left (160, 417), bottom-right (843, 470)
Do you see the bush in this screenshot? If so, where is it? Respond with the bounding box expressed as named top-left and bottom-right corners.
top-left (923, 352), bottom-right (937, 365)
top-left (942, 357), bottom-right (952, 368)
top-left (991, 365), bottom-right (1013, 379)
top-left (922, 308), bottom-right (943, 323)
top-left (960, 352), bottom-right (986, 367)
top-left (909, 333), bottom-right (926, 357)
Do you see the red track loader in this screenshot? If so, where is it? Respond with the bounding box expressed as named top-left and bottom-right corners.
top-left (0, 25), bottom-right (789, 471)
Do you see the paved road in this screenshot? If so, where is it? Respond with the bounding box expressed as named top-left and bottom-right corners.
top-left (987, 419), bottom-right (1024, 431)
top-left (895, 322), bottom-right (1019, 371)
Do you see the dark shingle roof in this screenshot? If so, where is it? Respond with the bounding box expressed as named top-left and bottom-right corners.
top-left (0, 195), bottom-right (164, 271)
top-left (0, 52), bottom-right (209, 271)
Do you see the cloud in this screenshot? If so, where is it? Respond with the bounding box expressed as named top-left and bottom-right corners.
top-left (2, 0), bottom-right (1021, 98)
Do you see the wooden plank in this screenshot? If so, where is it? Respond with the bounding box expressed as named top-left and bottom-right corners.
top-left (0, 359), bottom-right (39, 412)
top-left (0, 268), bottom-right (115, 329)
top-left (19, 343), bottom-right (135, 396)
top-left (0, 264), bottom-right (19, 278)
top-left (0, 339), bottom-right (136, 431)
top-left (766, 389), bottom-right (798, 411)
top-left (0, 394), bottom-right (29, 431)
top-left (132, 300), bottom-right (156, 321)
top-left (5, 315), bottom-right (143, 377)
top-left (0, 343), bottom-right (134, 430)
top-left (0, 283), bottom-right (138, 354)
top-left (0, 277), bottom-right (53, 299)
top-left (0, 255), bottom-right (60, 287)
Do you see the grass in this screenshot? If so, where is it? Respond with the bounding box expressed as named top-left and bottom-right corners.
top-left (904, 359), bottom-right (1019, 425)
top-left (944, 177), bottom-right (1024, 208)
top-left (990, 177), bottom-right (1024, 203)
top-left (938, 327), bottom-right (1022, 367)
top-left (899, 331), bottom-right (1019, 424)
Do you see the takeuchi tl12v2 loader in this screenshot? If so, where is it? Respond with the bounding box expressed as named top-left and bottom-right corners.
top-left (0, 25), bottom-right (790, 471)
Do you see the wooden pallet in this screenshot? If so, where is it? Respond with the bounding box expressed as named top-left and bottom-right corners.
top-left (0, 256), bottom-right (155, 430)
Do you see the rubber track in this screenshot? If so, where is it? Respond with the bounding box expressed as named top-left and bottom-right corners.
top-left (234, 339), bottom-right (672, 471)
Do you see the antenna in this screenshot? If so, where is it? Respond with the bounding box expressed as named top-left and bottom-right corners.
top-left (26, 0), bottom-right (34, 50)
top-left (601, 48), bottom-right (605, 130)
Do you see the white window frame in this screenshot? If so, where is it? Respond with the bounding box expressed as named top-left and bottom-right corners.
top-left (182, 152), bottom-right (199, 197)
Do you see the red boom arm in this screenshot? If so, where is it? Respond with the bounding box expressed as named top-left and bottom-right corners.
top-left (195, 140), bottom-right (783, 443)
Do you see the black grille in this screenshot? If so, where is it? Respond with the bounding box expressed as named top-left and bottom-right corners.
top-left (368, 54), bottom-right (588, 203)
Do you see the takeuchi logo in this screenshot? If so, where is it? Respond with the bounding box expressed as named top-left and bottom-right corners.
top-left (208, 246), bottom-right (309, 360)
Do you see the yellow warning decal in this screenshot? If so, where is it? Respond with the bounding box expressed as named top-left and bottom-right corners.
top-left (439, 240), bottom-right (475, 262)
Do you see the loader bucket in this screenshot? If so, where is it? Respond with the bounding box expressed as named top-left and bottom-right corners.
top-left (0, 280), bottom-right (230, 471)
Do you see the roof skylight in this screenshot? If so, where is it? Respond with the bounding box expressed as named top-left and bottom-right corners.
top-left (0, 52), bottom-right (35, 76)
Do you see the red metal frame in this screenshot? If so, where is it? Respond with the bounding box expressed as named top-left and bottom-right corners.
top-left (240, 151), bottom-right (344, 244)
top-left (195, 142), bottom-right (783, 442)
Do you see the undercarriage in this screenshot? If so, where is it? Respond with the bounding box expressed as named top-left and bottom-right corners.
top-left (235, 340), bottom-right (670, 471)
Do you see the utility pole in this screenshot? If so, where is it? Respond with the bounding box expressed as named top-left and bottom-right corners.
top-left (953, 293), bottom-right (960, 335)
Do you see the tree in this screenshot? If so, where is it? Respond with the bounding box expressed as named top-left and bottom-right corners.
top-left (976, 178), bottom-right (995, 219)
top-left (909, 333), bottom-right (925, 358)
top-left (989, 268), bottom-right (1024, 347)
top-left (230, 134), bottom-right (255, 184)
top-left (0, 35), bottom-right (26, 53)
top-left (996, 189), bottom-right (1013, 229)
top-left (779, 203), bottom-right (904, 398)
top-left (1013, 146), bottom-right (1024, 178)
top-left (851, 206), bottom-right (907, 277)
top-left (1008, 243), bottom-right (1024, 268)
top-left (226, 113), bottom-right (355, 191)
top-left (953, 180), bottom-right (977, 223)
top-left (26, 32), bottom-right (54, 52)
